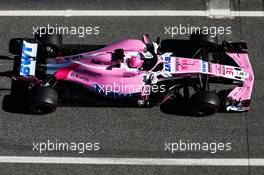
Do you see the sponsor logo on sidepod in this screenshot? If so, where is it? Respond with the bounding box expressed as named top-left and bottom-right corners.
top-left (165, 57), bottom-right (171, 72)
top-left (201, 61), bottom-right (207, 73)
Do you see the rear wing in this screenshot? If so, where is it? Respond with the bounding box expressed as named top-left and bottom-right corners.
top-left (19, 40), bottom-right (38, 76)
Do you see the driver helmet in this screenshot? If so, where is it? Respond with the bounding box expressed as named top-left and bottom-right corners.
top-left (128, 56), bottom-right (143, 68)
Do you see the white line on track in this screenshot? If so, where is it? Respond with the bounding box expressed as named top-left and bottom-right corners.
top-left (1, 156), bottom-right (264, 166)
top-left (0, 10), bottom-right (262, 17)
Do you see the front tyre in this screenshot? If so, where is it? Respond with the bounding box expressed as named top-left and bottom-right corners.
top-left (191, 91), bottom-right (220, 116)
top-left (28, 87), bottom-right (58, 115)
top-left (190, 30), bottom-right (218, 49)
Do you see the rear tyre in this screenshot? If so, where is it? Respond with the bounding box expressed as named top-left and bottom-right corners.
top-left (4, 81), bottom-right (30, 114)
top-left (191, 91), bottom-right (220, 116)
top-left (11, 80), bottom-right (29, 96)
top-left (28, 87), bottom-right (58, 115)
top-left (35, 29), bottom-right (62, 57)
top-left (9, 38), bottom-right (23, 55)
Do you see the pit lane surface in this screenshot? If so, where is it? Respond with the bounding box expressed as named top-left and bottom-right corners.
top-left (0, 0), bottom-right (263, 174)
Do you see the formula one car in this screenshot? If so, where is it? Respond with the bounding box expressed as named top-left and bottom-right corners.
top-left (2, 31), bottom-right (254, 116)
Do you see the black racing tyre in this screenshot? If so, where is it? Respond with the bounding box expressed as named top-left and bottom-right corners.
top-left (28, 87), bottom-right (58, 115)
top-left (10, 80), bottom-right (29, 96)
top-left (5, 81), bottom-right (30, 114)
top-left (12, 55), bottom-right (21, 75)
top-left (35, 29), bottom-right (62, 57)
top-left (191, 91), bottom-right (220, 116)
top-left (2, 94), bottom-right (28, 114)
top-left (160, 39), bottom-right (179, 53)
top-left (9, 38), bottom-right (23, 55)
top-left (190, 30), bottom-right (218, 46)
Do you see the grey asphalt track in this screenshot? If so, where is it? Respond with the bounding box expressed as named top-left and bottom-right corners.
top-left (0, 0), bottom-right (263, 175)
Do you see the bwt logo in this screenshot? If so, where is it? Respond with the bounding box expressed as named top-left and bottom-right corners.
top-left (20, 44), bottom-right (32, 75)
top-left (20, 41), bottom-right (38, 76)
top-left (165, 57), bottom-right (171, 72)
top-left (202, 61), bottom-right (207, 73)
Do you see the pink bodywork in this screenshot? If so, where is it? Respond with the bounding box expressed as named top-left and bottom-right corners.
top-left (50, 38), bottom-right (254, 110)
top-left (162, 54), bottom-right (254, 109)
top-left (54, 39), bottom-right (148, 96)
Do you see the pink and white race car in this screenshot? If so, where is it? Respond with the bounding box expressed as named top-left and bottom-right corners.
top-left (3, 31), bottom-right (254, 116)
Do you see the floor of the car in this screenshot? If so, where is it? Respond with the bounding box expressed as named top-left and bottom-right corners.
top-left (55, 81), bottom-right (142, 108)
